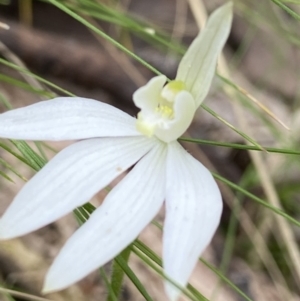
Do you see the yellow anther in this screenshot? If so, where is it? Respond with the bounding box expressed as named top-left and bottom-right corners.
top-left (155, 105), bottom-right (174, 119)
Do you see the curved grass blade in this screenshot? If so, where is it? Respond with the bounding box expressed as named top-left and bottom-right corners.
top-left (200, 259), bottom-right (253, 301)
top-left (270, 0), bottom-right (300, 21)
top-left (0, 170), bottom-right (14, 182)
top-left (0, 158), bottom-right (27, 181)
top-left (0, 141), bottom-right (39, 170)
top-left (10, 140), bottom-right (47, 170)
top-left (65, 0), bottom-right (186, 54)
top-left (0, 74), bottom-right (54, 98)
top-left (46, 0), bottom-right (161, 76)
top-left (201, 104), bottom-right (265, 150)
top-left (213, 172), bottom-right (300, 228)
top-left (107, 247), bottom-right (131, 301)
top-left (0, 287), bottom-right (51, 301)
top-left (134, 239), bottom-right (254, 301)
top-left (100, 268), bottom-right (118, 301)
top-left (179, 137), bottom-right (300, 155)
top-left (218, 74), bottom-right (289, 130)
top-left (115, 255), bottom-right (154, 301)
top-left (0, 59), bottom-right (75, 97)
top-left (131, 245), bottom-right (208, 301)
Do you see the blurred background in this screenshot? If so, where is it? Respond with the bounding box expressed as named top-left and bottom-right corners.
top-left (0, 0), bottom-right (300, 300)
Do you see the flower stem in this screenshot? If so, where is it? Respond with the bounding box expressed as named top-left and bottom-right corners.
top-left (107, 247), bottom-right (132, 301)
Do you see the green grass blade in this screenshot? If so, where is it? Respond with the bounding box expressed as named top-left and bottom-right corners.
top-left (10, 140), bottom-right (47, 170)
top-left (114, 255), bottom-right (154, 301)
top-left (213, 172), bottom-right (300, 228)
top-left (0, 58), bottom-right (75, 97)
top-left (107, 247), bottom-right (131, 301)
top-left (179, 137), bottom-right (300, 155)
top-left (201, 104), bottom-right (265, 150)
top-left (0, 170), bottom-right (14, 182)
top-left (100, 268), bottom-right (118, 301)
top-left (200, 259), bottom-right (253, 301)
top-left (131, 246), bottom-right (207, 301)
top-left (0, 141), bottom-right (39, 170)
top-left (0, 73), bottom-right (53, 97)
top-left (0, 158), bottom-right (27, 181)
top-left (270, 0), bottom-right (300, 21)
top-left (46, 0), bottom-right (162, 76)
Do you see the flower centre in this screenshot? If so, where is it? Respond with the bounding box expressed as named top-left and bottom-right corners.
top-left (136, 80), bottom-right (185, 135)
top-left (133, 75), bottom-right (196, 143)
top-left (155, 105), bottom-right (174, 119)
top-left (151, 81), bottom-right (186, 121)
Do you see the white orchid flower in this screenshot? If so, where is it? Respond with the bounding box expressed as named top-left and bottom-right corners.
top-left (0, 3), bottom-right (232, 301)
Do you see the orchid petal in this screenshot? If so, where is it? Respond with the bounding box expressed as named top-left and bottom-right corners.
top-left (0, 97), bottom-right (140, 140)
top-left (43, 141), bottom-right (167, 293)
top-left (163, 141), bottom-right (222, 301)
top-left (133, 75), bottom-right (167, 113)
top-left (0, 136), bottom-right (155, 239)
top-left (176, 2), bottom-right (233, 107)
